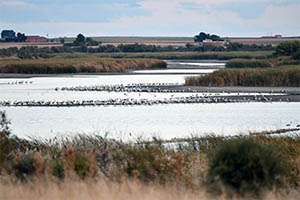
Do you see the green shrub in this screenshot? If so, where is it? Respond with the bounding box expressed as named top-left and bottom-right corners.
top-left (275, 41), bottom-right (300, 57)
top-left (13, 154), bottom-right (36, 181)
top-left (206, 139), bottom-right (290, 198)
top-left (122, 143), bottom-right (177, 184)
top-left (50, 159), bottom-right (65, 180)
top-left (74, 152), bottom-right (90, 179)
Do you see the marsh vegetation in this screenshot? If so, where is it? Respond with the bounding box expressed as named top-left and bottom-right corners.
top-left (0, 54), bottom-right (166, 74)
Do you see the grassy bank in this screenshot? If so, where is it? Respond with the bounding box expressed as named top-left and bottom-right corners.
top-left (0, 54), bottom-right (166, 74)
top-left (185, 65), bottom-right (300, 87)
top-left (93, 51), bottom-right (273, 60)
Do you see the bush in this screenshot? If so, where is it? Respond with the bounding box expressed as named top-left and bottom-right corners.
top-left (13, 154), bottom-right (36, 181)
top-left (206, 139), bottom-right (290, 198)
top-left (50, 159), bottom-right (65, 180)
top-left (275, 41), bottom-right (300, 57)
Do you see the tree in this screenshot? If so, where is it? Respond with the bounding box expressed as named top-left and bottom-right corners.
top-left (16, 32), bottom-right (27, 42)
top-left (73, 34), bottom-right (86, 46)
top-left (60, 38), bottom-right (65, 44)
top-left (75, 34), bottom-right (85, 44)
top-left (210, 34), bottom-right (221, 41)
top-left (194, 32), bottom-right (208, 42)
top-left (85, 37), bottom-right (100, 46)
top-left (194, 32), bottom-right (223, 42)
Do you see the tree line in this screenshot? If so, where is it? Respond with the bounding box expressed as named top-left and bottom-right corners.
top-left (194, 32), bottom-right (223, 42)
top-left (0, 43), bottom-right (275, 59)
top-left (0, 30), bottom-right (27, 42)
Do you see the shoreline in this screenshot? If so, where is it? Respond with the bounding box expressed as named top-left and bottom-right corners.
top-left (0, 72), bottom-right (208, 78)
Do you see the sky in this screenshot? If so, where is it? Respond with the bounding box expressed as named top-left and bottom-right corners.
top-left (0, 0), bottom-right (299, 38)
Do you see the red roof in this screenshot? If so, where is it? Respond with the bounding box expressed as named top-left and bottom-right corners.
top-left (26, 36), bottom-right (48, 43)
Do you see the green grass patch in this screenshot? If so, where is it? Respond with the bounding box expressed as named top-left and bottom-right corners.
top-left (226, 58), bottom-right (272, 68)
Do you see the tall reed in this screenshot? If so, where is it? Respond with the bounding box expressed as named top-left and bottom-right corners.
top-left (185, 66), bottom-right (300, 87)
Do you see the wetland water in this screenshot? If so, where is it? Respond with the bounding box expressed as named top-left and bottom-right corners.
top-left (0, 60), bottom-right (299, 139)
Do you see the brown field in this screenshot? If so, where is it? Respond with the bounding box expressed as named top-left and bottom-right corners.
top-left (101, 42), bottom-right (189, 47)
top-left (1, 36), bottom-right (299, 50)
top-left (51, 36), bottom-right (194, 47)
top-left (228, 37), bottom-right (300, 45)
top-left (0, 42), bottom-right (62, 49)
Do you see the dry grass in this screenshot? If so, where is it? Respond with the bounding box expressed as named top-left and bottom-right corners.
top-left (0, 42), bottom-right (62, 49)
top-left (1, 179), bottom-right (300, 200)
top-left (228, 37), bottom-right (300, 45)
top-left (0, 180), bottom-right (207, 200)
top-left (185, 65), bottom-right (300, 87)
top-left (0, 54), bottom-right (166, 73)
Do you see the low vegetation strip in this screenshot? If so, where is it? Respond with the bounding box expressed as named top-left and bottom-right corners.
top-left (94, 51), bottom-right (274, 60)
top-left (0, 54), bottom-right (166, 74)
top-left (185, 65), bottom-right (300, 87)
top-left (226, 58), bottom-right (272, 68)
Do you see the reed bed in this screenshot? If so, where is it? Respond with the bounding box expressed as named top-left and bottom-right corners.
top-left (0, 54), bottom-right (166, 74)
top-left (185, 65), bottom-right (300, 87)
top-left (226, 58), bottom-right (272, 68)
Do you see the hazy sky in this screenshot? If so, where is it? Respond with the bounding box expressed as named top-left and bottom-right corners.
top-left (0, 0), bottom-right (299, 37)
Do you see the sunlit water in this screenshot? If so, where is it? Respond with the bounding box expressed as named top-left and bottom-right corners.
top-left (0, 61), bottom-right (299, 140)
top-left (2, 103), bottom-right (300, 140)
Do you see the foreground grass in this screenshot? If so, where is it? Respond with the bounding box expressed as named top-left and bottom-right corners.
top-left (1, 179), bottom-right (300, 200)
top-left (0, 54), bottom-right (166, 74)
top-left (185, 65), bottom-right (300, 87)
top-left (0, 181), bottom-right (206, 200)
top-left (1, 130), bottom-right (300, 199)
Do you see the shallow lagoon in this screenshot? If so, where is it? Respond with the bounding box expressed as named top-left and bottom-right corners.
top-left (0, 60), bottom-right (299, 140)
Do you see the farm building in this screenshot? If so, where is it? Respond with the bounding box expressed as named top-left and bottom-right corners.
top-left (197, 39), bottom-right (227, 47)
top-left (26, 36), bottom-right (48, 43)
top-left (261, 35), bottom-right (282, 39)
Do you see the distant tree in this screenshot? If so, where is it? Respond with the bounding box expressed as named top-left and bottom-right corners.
top-left (292, 47), bottom-right (300, 60)
top-left (210, 34), bottom-right (221, 41)
top-left (194, 32), bottom-right (208, 42)
top-left (86, 37), bottom-right (100, 46)
top-left (16, 32), bottom-right (27, 42)
top-left (60, 38), bottom-right (65, 44)
top-left (194, 32), bottom-right (223, 42)
top-left (73, 34), bottom-right (86, 46)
